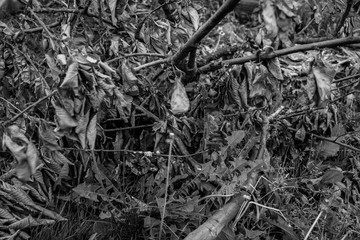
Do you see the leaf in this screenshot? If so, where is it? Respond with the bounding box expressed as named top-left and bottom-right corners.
top-left (317, 138), bottom-right (340, 158)
top-left (8, 215), bottom-right (56, 229)
top-left (98, 78), bottom-right (115, 96)
top-left (1, 182), bottom-right (35, 206)
top-left (0, 207), bottom-right (15, 219)
top-left (186, 6), bottom-right (200, 30)
top-left (76, 109), bottom-right (90, 149)
top-left (267, 57), bottom-right (283, 80)
top-left (114, 88), bottom-right (133, 121)
top-left (73, 183), bottom-right (99, 202)
top-left (62, 97), bottom-right (75, 116)
top-left (39, 120), bottom-right (60, 151)
top-left (52, 151), bottom-right (74, 165)
top-left (150, 36), bottom-right (166, 55)
top-left (263, 216), bottom-right (300, 240)
top-left (58, 162), bottom-right (70, 181)
top-left (3, 126), bottom-right (39, 181)
top-left (220, 130), bottom-right (245, 161)
top-left (53, 104), bottom-right (78, 129)
top-left (108, 0), bottom-right (117, 25)
top-left (295, 125), bottom-right (306, 142)
top-left (320, 168), bottom-right (344, 185)
top-left (312, 57), bottom-right (336, 106)
top-left (60, 62), bottom-right (79, 94)
top-left (99, 61), bottom-right (116, 74)
top-left (170, 78), bottom-right (190, 114)
top-left (23, 142), bottom-right (40, 179)
top-left (3, 133), bottom-right (27, 163)
top-left (87, 114), bottom-right (97, 150)
top-left (244, 228), bottom-right (265, 239)
top-left (262, 0), bottom-right (278, 42)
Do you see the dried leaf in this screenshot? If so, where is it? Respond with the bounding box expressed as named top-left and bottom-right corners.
top-left (317, 138), bottom-right (340, 158)
top-left (295, 125), bottom-right (306, 142)
top-left (76, 109), bottom-right (90, 148)
top-left (267, 57), bottom-right (283, 80)
top-left (73, 183), bottom-right (99, 202)
top-left (87, 114), bottom-right (97, 150)
top-left (53, 104), bottom-right (77, 129)
top-left (171, 78), bottom-right (190, 114)
top-left (262, 0), bottom-right (278, 42)
top-left (60, 62), bottom-right (79, 94)
top-left (39, 120), bottom-right (60, 151)
top-left (312, 57), bottom-right (336, 106)
top-left (186, 6), bottom-right (200, 30)
top-left (8, 215), bottom-right (56, 229)
top-left (320, 168), bottom-right (343, 185)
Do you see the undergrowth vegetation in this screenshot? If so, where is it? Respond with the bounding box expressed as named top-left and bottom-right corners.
top-left (1, 0), bottom-right (360, 239)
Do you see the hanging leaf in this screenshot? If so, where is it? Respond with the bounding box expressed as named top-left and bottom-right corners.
top-left (312, 56), bottom-right (336, 106)
top-left (261, 0), bottom-right (278, 43)
top-left (170, 78), bottom-right (190, 114)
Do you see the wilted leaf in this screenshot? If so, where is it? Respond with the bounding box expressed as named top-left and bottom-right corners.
top-left (244, 228), bottom-right (265, 239)
top-left (3, 126), bottom-right (39, 181)
top-left (3, 133), bottom-right (27, 163)
top-left (262, 0), bottom-right (278, 41)
top-left (108, 0), bottom-right (117, 25)
top-left (312, 57), bottom-right (336, 106)
top-left (52, 151), bottom-right (74, 165)
top-left (73, 183), bottom-right (99, 202)
top-left (186, 6), bottom-right (200, 30)
top-left (39, 120), bottom-right (60, 151)
top-left (53, 104), bottom-right (77, 129)
top-left (76, 109), bottom-right (90, 148)
top-left (295, 125), bottom-right (306, 142)
top-left (320, 168), bottom-right (343, 185)
top-left (317, 138), bottom-right (340, 158)
top-left (8, 215), bottom-right (56, 229)
top-left (171, 78), bottom-right (190, 114)
top-left (87, 114), bottom-right (97, 150)
top-left (220, 130), bottom-right (246, 161)
top-left (2, 182), bottom-right (35, 206)
top-left (60, 62), bottom-right (79, 94)
top-left (121, 61), bottom-right (138, 85)
top-left (22, 142), bottom-right (40, 181)
top-left (267, 57), bottom-right (283, 80)
top-left (98, 77), bottom-right (116, 96)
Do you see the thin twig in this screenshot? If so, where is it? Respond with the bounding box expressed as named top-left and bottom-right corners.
top-left (23, 20), bottom-right (61, 33)
top-left (103, 124), bottom-right (154, 132)
top-left (133, 58), bottom-right (170, 72)
top-left (3, 90), bottom-right (57, 126)
top-left (159, 133), bottom-right (174, 240)
top-left (304, 207), bottom-right (324, 240)
top-left (61, 147), bottom-right (208, 158)
top-left (332, 79), bottom-right (359, 91)
top-left (287, 127), bottom-right (360, 152)
top-left (106, 53), bottom-right (168, 64)
top-left (333, 73), bottom-right (360, 83)
top-left (33, 8), bottom-right (80, 13)
top-left (29, 9), bottom-right (56, 39)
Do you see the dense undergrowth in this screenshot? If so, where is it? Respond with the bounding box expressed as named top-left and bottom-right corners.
top-left (1, 0), bottom-right (360, 239)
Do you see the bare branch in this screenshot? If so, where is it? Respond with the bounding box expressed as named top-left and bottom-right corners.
top-left (199, 37), bottom-right (360, 73)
